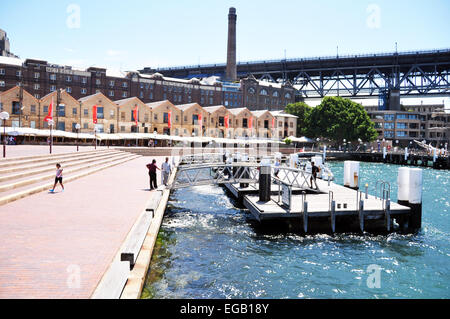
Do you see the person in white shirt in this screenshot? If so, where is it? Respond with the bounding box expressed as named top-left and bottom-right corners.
top-left (161, 157), bottom-right (172, 186)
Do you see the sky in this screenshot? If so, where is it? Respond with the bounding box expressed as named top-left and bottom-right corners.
top-left (1, 0), bottom-right (449, 74)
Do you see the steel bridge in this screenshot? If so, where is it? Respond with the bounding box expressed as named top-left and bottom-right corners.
top-left (141, 49), bottom-right (450, 98)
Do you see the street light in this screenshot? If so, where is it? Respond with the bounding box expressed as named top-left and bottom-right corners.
top-left (94, 126), bottom-right (98, 150)
top-left (0, 111), bottom-right (10, 158)
top-left (48, 119), bottom-right (54, 154)
top-left (75, 123), bottom-right (81, 152)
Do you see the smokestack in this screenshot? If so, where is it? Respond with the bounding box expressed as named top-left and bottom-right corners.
top-left (226, 7), bottom-right (237, 81)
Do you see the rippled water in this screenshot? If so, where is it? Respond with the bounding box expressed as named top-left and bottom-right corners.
top-left (142, 162), bottom-right (449, 299)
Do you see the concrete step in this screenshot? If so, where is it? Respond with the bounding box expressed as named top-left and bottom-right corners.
top-left (0, 149), bottom-right (114, 169)
top-left (0, 154), bottom-right (141, 206)
top-left (0, 152), bottom-right (135, 193)
top-left (0, 151), bottom-right (124, 179)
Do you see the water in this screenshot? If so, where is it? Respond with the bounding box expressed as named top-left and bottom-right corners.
top-left (142, 162), bottom-right (450, 299)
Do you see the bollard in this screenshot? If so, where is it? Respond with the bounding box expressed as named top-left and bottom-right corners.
top-left (365, 183), bottom-right (369, 199)
top-left (259, 157), bottom-right (272, 202)
top-left (344, 161), bottom-right (360, 190)
top-left (397, 167), bottom-right (423, 233)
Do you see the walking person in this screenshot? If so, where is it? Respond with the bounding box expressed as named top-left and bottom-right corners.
top-left (146, 159), bottom-right (160, 190)
top-left (310, 161), bottom-right (320, 190)
top-left (50, 163), bottom-right (64, 192)
top-left (162, 157), bottom-right (172, 186)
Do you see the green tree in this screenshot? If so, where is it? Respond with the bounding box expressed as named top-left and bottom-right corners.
top-left (309, 97), bottom-right (378, 142)
top-left (284, 102), bottom-right (313, 136)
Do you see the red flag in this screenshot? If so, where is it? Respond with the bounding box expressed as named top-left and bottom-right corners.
top-left (249, 116), bottom-right (253, 129)
top-left (92, 105), bottom-right (98, 124)
top-left (272, 117), bottom-right (275, 129)
top-left (133, 105), bottom-right (138, 126)
top-left (44, 98), bottom-right (53, 122)
top-left (224, 115), bottom-right (229, 129)
top-left (168, 111), bottom-right (172, 129)
top-left (198, 113), bottom-right (202, 127)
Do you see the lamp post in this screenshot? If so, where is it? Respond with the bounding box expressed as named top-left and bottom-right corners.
top-left (343, 139), bottom-right (347, 153)
top-left (0, 111), bottom-right (10, 158)
top-left (94, 126), bottom-right (98, 150)
top-left (48, 119), bottom-right (54, 154)
top-left (75, 123), bottom-right (81, 152)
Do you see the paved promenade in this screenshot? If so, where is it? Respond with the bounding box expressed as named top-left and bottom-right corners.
top-left (0, 154), bottom-right (165, 298)
top-left (2, 145), bottom-right (110, 158)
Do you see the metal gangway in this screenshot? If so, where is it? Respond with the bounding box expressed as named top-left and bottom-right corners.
top-left (171, 159), bottom-right (316, 191)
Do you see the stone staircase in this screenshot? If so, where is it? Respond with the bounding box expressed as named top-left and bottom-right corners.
top-left (0, 149), bottom-right (141, 206)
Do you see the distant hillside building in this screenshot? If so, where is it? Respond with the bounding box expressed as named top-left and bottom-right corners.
top-left (0, 29), bottom-right (18, 58)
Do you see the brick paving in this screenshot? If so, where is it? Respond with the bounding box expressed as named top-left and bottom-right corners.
top-left (0, 155), bottom-right (166, 299)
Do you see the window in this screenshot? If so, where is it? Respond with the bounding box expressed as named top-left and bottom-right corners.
top-left (121, 126), bottom-right (125, 132)
top-left (81, 77), bottom-right (87, 84)
top-left (163, 112), bottom-right (169, 124)
top-left (34, 94), bottom-right (40, 99)
top-left (149, 92), bottom-right (153, 100)
top-left (30, 105), bottom-right (36, 114)
top-left (0, 69), bottom-right (5, 75)
top-left (0, 81), bottom-right (5, 87)
top-left (110, 110), bottom-right (114, 119)
top-left (122, 82), bottom-right (128, 88)
top-left (273, 91), bottom-right (279, 97)
top-left (66, 87), bottom-right (72, 93)
top-left (66, 76), bottom-right (72, 82)
top-left (384, 130), bottom-right (394, 138)
top-left (260, 89), bottom-right (268, 96)
top-left (57, 121), bottom-right (65, 131)
top-left (50, 85), bottom-right (56, 92)
top-left (84, 109), bottom-right (89, 116)
top-left (16, 70), bottom-right (22, 77)
top-left (248, 87), bottom-right (255, 94)
top-left (81, 88), bottom-right (87, 95)
top-left (96, 79), bottom-right (101, 85)
top-left (109, 80), bottom-right (114, 87)
top-left (83, 123), bottom-right (88, 129)
top-left (284, 93), bottom-right (292, 99)
top-left (396, 131), bottom-right (408, 137)
top-left (109, 91), bottom-right (114, 97)
top-left (97, 107), bottom-right (104, 119)
top-left (43, 105), bottom-right (48, 114)
top-left (30, 121), bottom-right (36, 129)
top-left (242, 118), bottom-right (248, 128)
top-left (122, 92), bottom-right (127, 98)
top-left (384, 114), bottom-right (394, 122)
top-left (121, 112), bottom-right (125, 120)
top-left (95, 89), bottom-right (101, 94)
top-left (12, 102), bottom-right (20, 115)
top-left (154, 114), bottom-right (158, 121)
top-left (131, 110), bottom-right (138, 122)
top-left (50, 74), bottom-right (56, 81)
top-left (58, 105), bottom-right (65, 117)
top-left (34, 72), bottom-right (40, 79)
top-left (218, 116), bottom-right (224, 126)
top-left (73, 108), bottom-right (77, 115)
top-left (397, 123), bottom-right (407, 129)
top-left (34, 84), bottom-right (40, 90)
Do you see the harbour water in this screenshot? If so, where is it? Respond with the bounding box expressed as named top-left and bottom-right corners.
top-left (142, 162), bottom-right (449, 299)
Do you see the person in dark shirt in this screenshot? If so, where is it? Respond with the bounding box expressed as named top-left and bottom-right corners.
top-left (146, 159), bottom-right (160, 190)
top-left (310, 161), bottom-right (320, 190)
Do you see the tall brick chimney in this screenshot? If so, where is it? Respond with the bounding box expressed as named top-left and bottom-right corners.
top-left (225, 7), bottom-right (237, 81)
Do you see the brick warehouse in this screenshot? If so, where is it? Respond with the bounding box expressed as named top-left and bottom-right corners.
top-left (0, 56), bottom-right (294, 112)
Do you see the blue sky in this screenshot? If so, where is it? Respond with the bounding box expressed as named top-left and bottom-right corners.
top-left (1, 0), bottom-right (449, 73)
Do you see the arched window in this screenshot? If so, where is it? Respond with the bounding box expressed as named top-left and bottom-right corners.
top-left (272, 91), bottom-right (279, 97)
top-left (260, 89), bottom-right (268, 96)
top-left (284, 92), bottom-right (291, 99)
top-left (248, 87), bottom-right (256, 94)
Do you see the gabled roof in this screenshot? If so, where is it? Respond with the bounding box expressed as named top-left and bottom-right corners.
top-left (78, 92), bottom-right (115, 105)
top-left (251, 110), bottom-right (274, 118)
top-left (0, 86), bottom-right (39, 103)
top-left (270, 110), bottom-right (298, 119)
top-left (202, 105), bottom-right (227, 114)
top-left (114, 97), bottom-right (146, 107)
top-left (145, 100), bottom-right (176, 110)
top-left (175, 103), bottom-right (202, 112)
top-left (40, 89), bottom-right (79, 104)
top-left (228, 107), bottom-right (250, 116)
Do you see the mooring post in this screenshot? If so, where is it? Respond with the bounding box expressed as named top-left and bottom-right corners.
top-left (344, 161), bottom-right (360, 190)
top-left (259, 157), bottom-right (272, 202)
top-left (397, 167), bottom-right (423, 233)
top-left (365, 183), bottom-right (369, 199)
top-left (303, 201), bottom-right (308, 233)
top-left (359, 200), bottom-right (364, 233)
top-left (330, 200), bottom-right (336, 233)
top-left (385, 199), bottom-right (391, 232)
